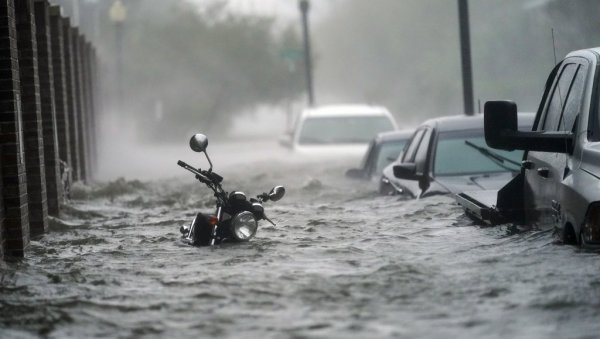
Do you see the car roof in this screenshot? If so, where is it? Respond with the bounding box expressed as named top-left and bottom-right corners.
top-left (375, 129), bottom-right (414, 143)
top-left (301, 104), bottom-right (392, 118)
top-left (566, 47), bottom-right (600, 60)
top-left (419, 113), bottom-right (535, 132)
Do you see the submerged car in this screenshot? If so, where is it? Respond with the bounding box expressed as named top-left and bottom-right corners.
top-left (346, 130), bottom-right (413, 182)
top-left (458, 47), bottom-right (600, 246)
top-left (380, 114), bottom-right (534, 197)
top-left (280, 104), bottom-right (398, 158)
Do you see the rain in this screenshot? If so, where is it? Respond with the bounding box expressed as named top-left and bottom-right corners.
top-left (2, 1), bottom-right (600, 338)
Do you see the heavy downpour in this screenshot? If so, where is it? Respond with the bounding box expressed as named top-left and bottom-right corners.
top-left (2, 0), bottom-right (600, 338)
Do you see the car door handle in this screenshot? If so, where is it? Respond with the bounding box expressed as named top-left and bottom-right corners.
top-left (537, 167), bottom-right (550, 178)
top-left (522, 160), bottom-right (535, 170)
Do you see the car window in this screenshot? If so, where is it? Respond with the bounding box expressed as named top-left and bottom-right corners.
top-left (359, 140), bottom-right (376, 170)
top-left (374, 140), bottom-right (407, 175)
top-left (298, 116), bottom-right (395, 145)
top-left (415, 128), bottom-right (432, 175)
top-left (434, 130), bottom-right (523, 176)
top-left (540, 63), bottom-right (577, 131)
top-left (559, 63), bottom-right (587, 132)
top-left (402, 129), bottom-right (425, 163)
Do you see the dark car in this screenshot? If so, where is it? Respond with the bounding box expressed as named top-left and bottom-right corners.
top-left (380, 114), bottom-right (535, 198)
top-left (346, 130), bottom-right (413, 182)
top-left (457, 47), bottom-right (600, 247)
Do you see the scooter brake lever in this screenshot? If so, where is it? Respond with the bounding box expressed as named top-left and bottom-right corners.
top-left (263, 214), bottom-right (276, 227)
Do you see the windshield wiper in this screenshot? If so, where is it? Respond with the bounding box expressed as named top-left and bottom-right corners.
top-left (464, 140), bottom-right (521, 172)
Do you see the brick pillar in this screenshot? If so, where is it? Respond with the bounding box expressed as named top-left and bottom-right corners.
top-left (61, 18), bottom-right (79, 182)
top-left (71, 29), bottom-right (86, 183)
top-left (82, 41), bottom-right (94, 180)
top-left (49, 7), bottom-right (70, 189)
top-left (89, 46), bottom-right (98, 176)
top-left (34, 0), bottom-right (60, 217)
top-left (0, 160), bottom-right (4, 259)
top-left (0, 0), bottom-right (30, 257)
top-left (15, 0), bottom-right (48, 238)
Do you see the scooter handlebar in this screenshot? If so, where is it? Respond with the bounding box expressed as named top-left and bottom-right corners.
top-left (178, 160), bottom-right (200, 172)
top-left (177, 160), bottom-right (208, 182)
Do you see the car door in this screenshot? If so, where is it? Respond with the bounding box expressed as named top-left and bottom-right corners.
top-left (413, 128), bottom-right (433, 198)
top-left (395, 128), bottom-right (426, 197)
top-left (524, 59), bottom-right (588, 226)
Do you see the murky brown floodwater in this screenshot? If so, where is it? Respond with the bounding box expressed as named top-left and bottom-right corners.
top-left (2, 141), bottom-right (600, 339)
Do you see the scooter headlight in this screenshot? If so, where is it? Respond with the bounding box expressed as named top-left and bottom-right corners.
top-left (231, 211), bottom-right (258, 241)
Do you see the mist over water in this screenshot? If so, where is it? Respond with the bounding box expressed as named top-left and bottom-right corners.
top-left (96, 106), bottom-right (292, 180)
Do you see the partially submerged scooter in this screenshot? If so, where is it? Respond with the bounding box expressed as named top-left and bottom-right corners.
top-left (178, 134), bottom-right (285, 246)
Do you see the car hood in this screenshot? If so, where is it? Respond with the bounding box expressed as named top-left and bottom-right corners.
top-left (435, 172), bottom-right (516, 193)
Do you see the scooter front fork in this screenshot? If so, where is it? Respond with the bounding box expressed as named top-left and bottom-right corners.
top-left (210, 206), bottom-right (223, 246)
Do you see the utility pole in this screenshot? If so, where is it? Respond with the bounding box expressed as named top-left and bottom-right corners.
top-left (458, 0), bottom-right (474, 116)
top-left (299, 0), bottom-right (315, 107)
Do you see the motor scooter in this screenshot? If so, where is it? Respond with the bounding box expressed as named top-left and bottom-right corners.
top-left (178, 134), bottom-right (285, 246)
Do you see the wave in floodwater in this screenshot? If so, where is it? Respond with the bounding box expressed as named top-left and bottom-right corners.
top-left (2, 153), bottom-right (600, 339)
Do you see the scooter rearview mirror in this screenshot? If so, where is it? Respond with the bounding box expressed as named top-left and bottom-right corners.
top-left (269, 186), bottom-right (286, 202)
top-left (190, 134), bottom-right (208, 153)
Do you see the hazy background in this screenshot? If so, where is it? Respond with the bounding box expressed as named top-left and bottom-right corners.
top-left (48, 0), bottom-right (600, 179)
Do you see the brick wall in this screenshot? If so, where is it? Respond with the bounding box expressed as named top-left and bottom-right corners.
top-left (71, 29), bottom-right (86, 182)
top-left (61, 17), bottom-right (79, 182)
top-left (83, 41), bottom-right (94, 180)
top-left (0, 160), bottom-right (4, 258)
top-left (34, 0), bottom-right (61, 216)
top-left (0, 0), bottom-right (99, 259)
top-left (0, 0), bottom-right (30, 257)
top-left (49, 7), bottom-right (70, 184)
top-left (15, 0), bottom-right (48, 238)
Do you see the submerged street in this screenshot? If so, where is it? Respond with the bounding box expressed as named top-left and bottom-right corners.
top-left (1, 142), bottom-right (600, 338)
top-left (3, 0), bottom-right (600, 338)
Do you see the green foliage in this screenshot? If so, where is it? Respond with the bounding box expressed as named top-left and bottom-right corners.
top-left (99, 0), bottom-right (304, 141)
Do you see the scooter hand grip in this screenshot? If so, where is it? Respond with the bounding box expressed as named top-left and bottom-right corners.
top-left (177, 160), bottom-right (187, 167)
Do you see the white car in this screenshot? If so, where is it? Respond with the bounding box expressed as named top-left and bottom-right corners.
top-left (281, 104), bottom-right (398, 158)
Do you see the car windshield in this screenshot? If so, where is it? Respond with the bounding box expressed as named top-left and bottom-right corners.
top-left (374, 140), bottom-right (407, 175)
top-left (434, 130), bottom-right (523, 176)
top-left (298, 116), bottom-right (395, 145)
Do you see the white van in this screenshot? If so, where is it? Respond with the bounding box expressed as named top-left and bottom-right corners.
top-left (282, 104), bottom-right (398, 158)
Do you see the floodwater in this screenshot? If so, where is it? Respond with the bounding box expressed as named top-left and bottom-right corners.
top-left (2, 141), bottom-right (600, 339)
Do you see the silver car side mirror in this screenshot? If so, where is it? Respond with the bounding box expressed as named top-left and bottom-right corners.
top-left (190, 134), bottom-right (208, 153)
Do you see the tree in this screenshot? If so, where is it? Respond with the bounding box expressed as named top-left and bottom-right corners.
top-left (96, 0), bottom-right (304, 141)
